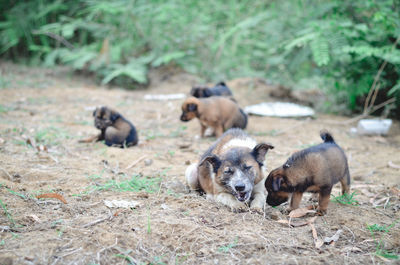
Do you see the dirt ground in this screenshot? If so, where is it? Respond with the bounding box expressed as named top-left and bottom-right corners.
top-left (0, 62), bottom-right (399, 265)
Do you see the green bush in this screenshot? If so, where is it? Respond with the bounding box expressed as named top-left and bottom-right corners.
top-left (1, 0), bottom-right (399, 116)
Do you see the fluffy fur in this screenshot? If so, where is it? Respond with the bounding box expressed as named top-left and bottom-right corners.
top-left (265, 131), bottom-right (350, 215)
top-left (190, 82), bottom-right (233, 98)
top-left (185, 128), bottom-right (274, 212)
top-left (180, 96), bottom-right (247, 137)
top-left (79, 106), bottom-right (138, 147)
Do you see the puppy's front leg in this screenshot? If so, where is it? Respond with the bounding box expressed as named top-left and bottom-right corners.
top-left (215, 193), bottom-right (247, 212)
top-left (200, 124), bottom-right (206, 137)
top-left (78, 133), bottom-right (102, 143)
top-left (250, 179), bottom-right (266, 212)
top-left (214, 125), bottom-right (224, 138)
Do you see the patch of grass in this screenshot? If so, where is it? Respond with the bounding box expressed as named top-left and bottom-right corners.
top-left (115, 253), bottom-right (135, 265)
top-left (7, 188), bottom-right (27, 200)
top-left (83, 174), bottom-right (161, 194)
top-left (144, 130), bottom-right (164, 140)
top-left (169, 125), bottom-right (187, 138)
top-left (218, 237), bottom-right (238, 253)
top-left (367, 219), bottom-right (399, 260)
top-left (35, 126), bottom-right (72, 145)
top-left (147, 210), bottom-right (151, 235)
top-left (0, 199), bottom-right (15, 226)
top-left (332, 192), bottom-right (359, 206)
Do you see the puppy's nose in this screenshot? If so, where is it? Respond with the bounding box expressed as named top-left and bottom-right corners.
top-left (234, 183), bottom-right (246, 192)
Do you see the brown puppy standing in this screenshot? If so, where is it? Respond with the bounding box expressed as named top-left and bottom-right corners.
top-left (186, 128), bottom-right (274, 212)
top-left (180, 96), bottom-right (247, 137)
top-left (79, 106), bottom-right (138, 147)
top-left (265, 131), bottom-right (350, 215)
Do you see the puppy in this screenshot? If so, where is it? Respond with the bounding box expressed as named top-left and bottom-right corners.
top-left (79, 106), bottom-right (138, 147)
top-left (180, 96), bottom-right (247, 137)
top-left (265, 131), bottom-right (350, 215)
top-left (185, 128), bottom-right (274, 212)
top-left (190, 82), bottom-right (233, 98)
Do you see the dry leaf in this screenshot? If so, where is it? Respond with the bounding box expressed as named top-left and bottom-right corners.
top-left (324, 229), bottom-right (343, 244)
top-left (36, 193), bottom-right (67, 204)
top-left (289, 207), bottom-right (316, 218)
top-left (37, 145), bottom-right (47, 152)
top-left (26, 137), bottom-right (37, 149)
top-left (104, 200), bottom-right (140, 209)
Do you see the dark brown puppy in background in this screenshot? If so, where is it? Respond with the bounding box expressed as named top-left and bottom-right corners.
top-left (185, 128), bottom-right (274, 212)
top-left (190, 82), bottom-right (233, 98)
top-left (79, 106), bottom-right (138, 147)
top-left (180, 96), bottom-right (247, 137)
top-left (265, 131), bottom-right (350, 215)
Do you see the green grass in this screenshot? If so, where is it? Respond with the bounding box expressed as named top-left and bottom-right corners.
top-left (367, 220), bottom-right (399, 260)
top-left (0, 199), bottom-right (15, 226)
top-left (82, 174), bottom-right (161, 195)
top-left (332, 192), bottom-right (359, 206)
top-left (35, 126), bottom-right (72, 145)
top-left (6, 188), bottom-right (27, 200)
top-left (218, 237), bottom-right (238, 253)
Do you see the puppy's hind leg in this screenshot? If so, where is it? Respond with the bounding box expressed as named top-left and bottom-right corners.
top-left (185, 163), bottom-right (199, 191)
top-left (340, 170), bottom-right (351, 195)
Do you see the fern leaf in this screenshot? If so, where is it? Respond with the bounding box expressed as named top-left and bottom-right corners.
top-left (310, 36), bottom-right (330, 66)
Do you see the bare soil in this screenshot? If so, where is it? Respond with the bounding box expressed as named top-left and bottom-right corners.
top-left (0, 62), bottom-right (399, 265)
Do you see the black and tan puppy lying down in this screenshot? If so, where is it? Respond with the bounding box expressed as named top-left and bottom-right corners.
top-left (185, 128), bottom-right (274, 212)
top-left (180, 96), bottom-right (247, 138)
top-left (190, 82), bottom-right (233, 98)
top-left (79, 106), bottom-right (138, 147)
top-left (265, 131), bottom-right (350, 215)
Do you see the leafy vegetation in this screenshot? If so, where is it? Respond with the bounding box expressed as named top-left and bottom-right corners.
top-left (332, 192), bottom-right (359, 205)
top-left (367, 220), bottom-right (399, 259)
top-left (1, 0), bottom-right (399, 115)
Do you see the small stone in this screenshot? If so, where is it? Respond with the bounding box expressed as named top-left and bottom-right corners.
top-left (144, 159), bottom-right (153, 166)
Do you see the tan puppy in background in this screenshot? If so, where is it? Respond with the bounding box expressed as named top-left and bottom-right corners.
top-left (180, 96), bottom-right (247, 137)
top-left (185, 128), bottom-right (274, 212)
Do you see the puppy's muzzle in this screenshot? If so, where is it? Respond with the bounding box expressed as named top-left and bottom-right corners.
top-left (180, 113), bottom-right (189, 122)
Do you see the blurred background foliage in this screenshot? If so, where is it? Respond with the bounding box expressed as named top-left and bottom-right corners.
top-left (1, 0), bottom-right (399, 117)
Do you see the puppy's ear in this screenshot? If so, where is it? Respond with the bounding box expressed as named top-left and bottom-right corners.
top-left (216, 81), bottom-right (226, 87)
top-left (190, 87), bottom-right (198, 97)
top-left (199, 155), bottom-right (221, 173)
top-left (93, 108), bottom-right (97, 117)
top-left (272, 176), bottom-right (283, 192)
top-left (187, 103), bottom-right (197, 112)
top-left (251, 143), bottom-right (274, 165)
top-left (110, 111), bottom-right (120, 122)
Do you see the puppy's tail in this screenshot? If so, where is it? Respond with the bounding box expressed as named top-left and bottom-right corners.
top-left (239, 108), bottom-right (248, 129)
top-left (320, 130), bottom-right (335, 143)
top-left (185, 163), bottom-right (199, 191)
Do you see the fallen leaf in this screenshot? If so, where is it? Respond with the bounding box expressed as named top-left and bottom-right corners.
top-left (324, 229), bottom-right (343, 244)
top-left (37, 145), bottom-right (47, 152)
top-left (289, 207), bottom-right (316, 218)
top-left (36, 193), bottom-right (67, 204)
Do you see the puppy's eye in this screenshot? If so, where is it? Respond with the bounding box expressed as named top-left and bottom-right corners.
top-left (224, 168), bottom-right (233, 174)
top-left (243, 165), bottom-right (252, 171)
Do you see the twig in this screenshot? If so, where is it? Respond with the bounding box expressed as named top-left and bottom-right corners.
top-left (0, 167), bottom-right (13, 181)
top-left (82, 214), bottom-right (112, 228)
top-left (32, 31), bottom-right (74, 49)
top-left (97, 237), bottom-right (118, 263)
top-left (59, 247), bottom-right (83, 258)
top-left (125, 155), bottom-right (146, 170)
top-left (363, 36), bottom-right (400, 115)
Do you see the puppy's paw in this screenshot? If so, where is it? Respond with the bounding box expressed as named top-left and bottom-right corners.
top-left (230, 202), bottom-right (248, 213)
top-left (316, 208), bottom-right (327, 216)
top-left (250, 206), bottom-right (264, 214)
